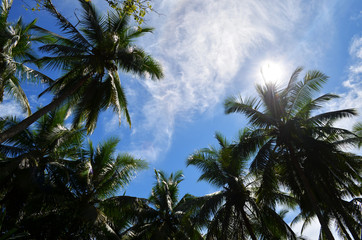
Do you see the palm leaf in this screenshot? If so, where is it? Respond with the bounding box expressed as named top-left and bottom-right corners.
top-left (308, 109), bottom-right (357, 126)
top-left (287, 70), bottom-right (329, 117)
top-left (224, 95), bottom-right (276, 128)
top-left (42, 0), bottom-right (91, 48)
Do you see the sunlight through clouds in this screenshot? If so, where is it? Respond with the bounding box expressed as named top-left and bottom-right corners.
top-left (124, 0), bottom-right (350, 163)
top-left (126, 0), bottom-right (320, 161)
top-left (259, 60), bottom-right (288, 85)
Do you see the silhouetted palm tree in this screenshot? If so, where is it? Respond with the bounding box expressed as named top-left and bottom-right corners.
top-left (122, 170), bottom-right (203, 240)
top-left (224, 67), bottom-right (361, 239)
top-left (0, 106), bottom-right (85, 238)
top-left (188, 132), bottom-right (297, 240)
top-left (0, 108), bottom-right (148, 239)
top-left (57, 137), bottom-right (148, 239)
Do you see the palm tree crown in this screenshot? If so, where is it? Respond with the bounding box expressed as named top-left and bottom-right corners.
top-left (0, 114), bottom-right (148, 238)
top-left (122, 170), bottom-right (203, 240)
top-left (0, 0), bottom-right (163, 143)
top-left (224, 67), bottom-right (361, 239)
top-left (37, 0), bottom-right (163, 131)
top-left (0, 0), bottom-right (52, 115)
top-left (0, 107), bottom-right (85, 238)
top-left (188, 132), bottom-right (296, 240)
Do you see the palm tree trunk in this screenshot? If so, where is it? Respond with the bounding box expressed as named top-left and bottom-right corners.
top-left (287, 144), bottom-right (335, 240)
top-left (0, 76), bottom-right (88, 143)
top-left (240, 210), bottom-right (257, 240)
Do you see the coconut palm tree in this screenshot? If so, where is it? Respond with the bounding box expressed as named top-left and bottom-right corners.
top-left (224, 67), bottom-right (362, 239)
top-left (0, 106), bottom-right (85, 238)
top-left (187, 132), bottom-right (297, 240)
top-left (0, 0), bottom-right (52, 115)
top-left (0, 0), bottom-right (163, 143)
top-left (0, 115), bottom-right (147, 239)
top-left (121, 169), bottom-right (203, 240)
top-left (48, 137), bottom-right (148, 239)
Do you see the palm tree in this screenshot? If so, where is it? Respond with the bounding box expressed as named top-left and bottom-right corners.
top-left (0, 0), bottom-right (52, 115)
top-left (0, 115), bottom-right (147, 239)
top-left (187, 132), bottom-right (297, 240)
top-left (0, 106), bottom-right (85, 238)
top-left (121, 169), bottom-right (203, 240)
top-left (224, 67), bottom-right (361, 239)
top-left (51, 137), bottom-right (148, 239)
top-left (0, 0), bottom-right (163, 143)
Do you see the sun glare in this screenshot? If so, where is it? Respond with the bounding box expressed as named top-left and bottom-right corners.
top-left (260, 61), bottom-right (286, 84)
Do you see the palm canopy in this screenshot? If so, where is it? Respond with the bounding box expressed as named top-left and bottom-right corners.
top-left (37, 0), bottom-right (163, 132)
top-left (0, 0), bottom-right (52, 115)
top-left (0, 0), bottom-right (163, 143)
top-left (0, 114), bottom-right (148, 239)
top-left (54, 137), bottom-right (148, 239)
top-left (0, 106), bottom-right (85, 238)
top-left (187, 132), bottom-right (297, 240)
top-left (224, 67), bottom-right (361, 240)
top-left (121, 169), bottom-right (203, 240)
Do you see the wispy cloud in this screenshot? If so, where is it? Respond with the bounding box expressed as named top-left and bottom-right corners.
top-left (326, 35), bottom-right (362, 130)
top-left (124, 0), bottom-right (343, 161)
top-left (0, 96), bottom-right (26, 118)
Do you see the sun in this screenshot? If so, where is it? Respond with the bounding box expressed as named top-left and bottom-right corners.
top-left (260, 60), bottom-right (287, 84)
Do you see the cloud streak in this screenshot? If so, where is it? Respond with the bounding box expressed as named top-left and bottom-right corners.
top-left (326, 35), bottom-right (362, 130)
top-left (125, 0), bottom-right (346, 161)
top-left (126, 0), bottom-right (299, 160)
top-left (0, 95), bottom-right (27, 118)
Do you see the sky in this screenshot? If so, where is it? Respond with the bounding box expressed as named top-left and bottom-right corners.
top-left (3, 0), bottom-right (362, 238)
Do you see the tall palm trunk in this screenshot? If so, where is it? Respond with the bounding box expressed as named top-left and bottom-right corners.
top-left (0, 76), bottom-right (88, 143)
top-left (287, 144), bottom-right (335, 240)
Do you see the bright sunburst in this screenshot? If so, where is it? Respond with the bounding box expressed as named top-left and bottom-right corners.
top-left (260, 60), bottom-right (287, 84)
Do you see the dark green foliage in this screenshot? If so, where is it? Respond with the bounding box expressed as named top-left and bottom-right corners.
top-left (225, 67), bottom-right (362, 239)
top-left (0, 108), bottom-right (147, 239)
top-left (188, 132), bottom-right (297, 240)
top-left (121, 170), bottom-right (204, 240)
top-left (0, 0), bottom-right (361, 237)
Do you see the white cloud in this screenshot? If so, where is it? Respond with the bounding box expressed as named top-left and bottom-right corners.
top-left (126, 0), bottom-right (305, 160)
top-left (291, 217), bottom-right (321, 239)
top-left (0, 98), bottom-right (26, 118)
top-left (291, 217), bottom-right (341, 240)
top-left (124, 0), bottom-right (344, 161)
top-left (326, 35), bottom-right (362, 130)
top-left (103, 114), bottom-right (120, 134)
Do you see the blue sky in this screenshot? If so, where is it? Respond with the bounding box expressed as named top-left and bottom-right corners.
top-left (3, 0), bottom-right (362, 238)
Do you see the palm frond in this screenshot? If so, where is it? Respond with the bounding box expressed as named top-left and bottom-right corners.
top-left (79, 0), bottom-right (104, 44)
top-left (308, 109), bottom-right (357, 126)
top-left (4, 75), bottom-right (31, 115)
top-left (109, 71), bottom-right (131, 127)
top-left (295, 93), bottom-right (340, 119)
top-left (115, 47), bottom-right (164, 80)
top-left (42, 0), bottom-right (91, 48)
top-left (287, 70), bottom-right (329, 117)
